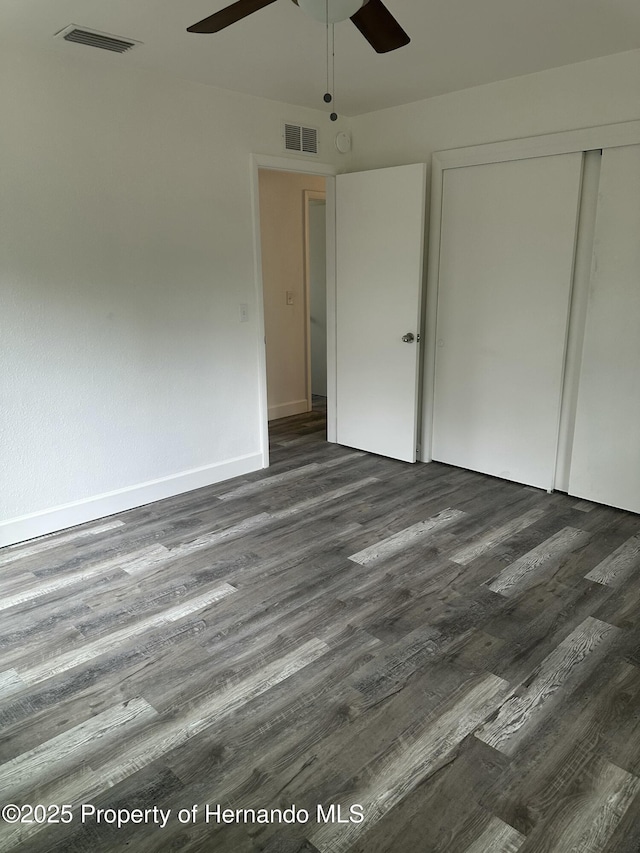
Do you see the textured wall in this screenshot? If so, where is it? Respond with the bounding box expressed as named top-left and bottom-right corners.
top-left (0, 45), bottom-right (346, 544)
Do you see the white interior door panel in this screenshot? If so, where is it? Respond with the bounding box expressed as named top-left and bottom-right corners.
top-left (569, 144), bottom-right (640, 513)
top-left (432, 153), bottom-right (583, 489)
top-left (335, 164), bottom-right (426, 463)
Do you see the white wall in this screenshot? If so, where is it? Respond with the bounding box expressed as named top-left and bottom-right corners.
top-left (0, 45), bottom-right (347, 546)
top-left (349, 49), bottom-right (640, 171)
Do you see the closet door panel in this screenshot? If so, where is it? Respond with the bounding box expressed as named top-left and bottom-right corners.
top-left (569, 145), bottom-right (640, 513)
top-left (432, 153), bottom-right (583, 489)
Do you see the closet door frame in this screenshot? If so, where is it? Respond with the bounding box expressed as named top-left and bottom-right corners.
top-left (422, 119), bottom-right (640, 464)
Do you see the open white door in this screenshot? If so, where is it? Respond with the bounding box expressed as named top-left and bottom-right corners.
top-left (335, 164), bottom-right (426, 463)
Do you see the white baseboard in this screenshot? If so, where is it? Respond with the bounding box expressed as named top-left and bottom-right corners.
top-left (0, 453), bottom-right (263, 549)
top-left (268, 399), bottom-right (310, 421)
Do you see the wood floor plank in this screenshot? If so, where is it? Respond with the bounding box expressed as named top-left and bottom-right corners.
top-left (94, 638), bottom-right (330, 787)
top-left (0, 544), bottom-right (173, 613)
top-left (0, 520), bottom-right (125, 567)
top-left (572, 499), bottom-right (597, 511)
top-left (164, 627), bottom-right (386, 791)
top-left (475, 616), bottom-right (620, 755)
top-left (464, 816), bottom-right (526, 853)
top-left (480, 576), bottom-right (612, 684)
top-left (0, 630), bottom-right (208, 764)
top-left (601, 771), bottom-right (640, 853)
top-left (584, 533), bottom-right (640, 586)
top-left (172, 663), bottom-right (488, 851)
top-left (348, 508), bottom-right (466, 565)
top-left (518, 758), bottom-right (640, 853)
top-left (2, 765), bottom-right (187, 853)
top-left (0, 670), bottom-right (25, 700)
top-left (308, 673), bottom-right (511, 853)
top-left (0, 697), bottom-right (157, 801)
top-left (15, 583), bottom-right (235, 685)
top-left (170, 477), bottom-right (378, 559)
top-left (217, 451), bottom-right (364, 500)
top-left (120, 543), bottom-right (171, 575)
top-left (0, 571), bottom-right (38, 601)
top-left (450, 507), bottom-right (548, 565)
top-left (592, 661), bottom-right (640, 777)
top-left (475, 653), bottom-right (640, 833)
top-left (487, 526), bottom-right (588, 597)
top-left (0, 640), bottom-right (329, 852)
top-left (345, 736), bottom-right (510, 853)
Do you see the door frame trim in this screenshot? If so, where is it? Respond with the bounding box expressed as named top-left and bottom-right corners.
top-left (250, 154), bottom-right (338, 469)
top-left (424, 119), bottom-right (640, 463)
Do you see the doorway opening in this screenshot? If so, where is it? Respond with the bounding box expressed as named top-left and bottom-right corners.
top-left (257, 168), bottom-right (328, 453)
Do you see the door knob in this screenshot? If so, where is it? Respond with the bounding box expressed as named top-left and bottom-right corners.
top-left (402, 332), bottom-right (415, 343)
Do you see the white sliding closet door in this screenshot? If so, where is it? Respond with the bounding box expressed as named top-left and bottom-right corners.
top-left (569, 145), bottom-right (640, 514)
top-left (432, 153), bottom-right (583, 489)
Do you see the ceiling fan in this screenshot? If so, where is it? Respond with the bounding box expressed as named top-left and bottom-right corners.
top-left (187, 0), bottom-right (410, 54)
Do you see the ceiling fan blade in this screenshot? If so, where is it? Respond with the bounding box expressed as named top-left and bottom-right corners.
top-left (350, 0), bottom-right (410, 53)
top-left (187, 0), bottom-right (279, 33)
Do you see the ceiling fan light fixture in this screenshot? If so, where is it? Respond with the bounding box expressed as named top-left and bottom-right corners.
top-left (297, 0), bottom-right (366, 24)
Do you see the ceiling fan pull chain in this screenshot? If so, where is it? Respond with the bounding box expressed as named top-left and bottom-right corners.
top-left (329, 22), bottom-right (338, 120)
top-left (331, 23), bottom-right (337, 119)
top-left (324, 4), bottom-right (331, 102)
top-left (322, 6), bottom-right (337, 119)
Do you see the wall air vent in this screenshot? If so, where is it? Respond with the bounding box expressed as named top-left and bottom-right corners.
top-left (55, 25), bottom-right (141, 54)
top-left (284, 123), bottom-right (319, 156)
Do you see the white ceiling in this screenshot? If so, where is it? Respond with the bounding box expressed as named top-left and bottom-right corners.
top-left (2, 0), bottom-right (640, 116)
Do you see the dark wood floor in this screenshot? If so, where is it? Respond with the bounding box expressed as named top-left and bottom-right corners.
top-left (1, 400), bottom-right (640, 852)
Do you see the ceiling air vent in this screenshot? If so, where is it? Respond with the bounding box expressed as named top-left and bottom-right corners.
top-left (284, 123), bottom-right (319, 156)
top-left (55, 25), bottom-right (141, 54)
